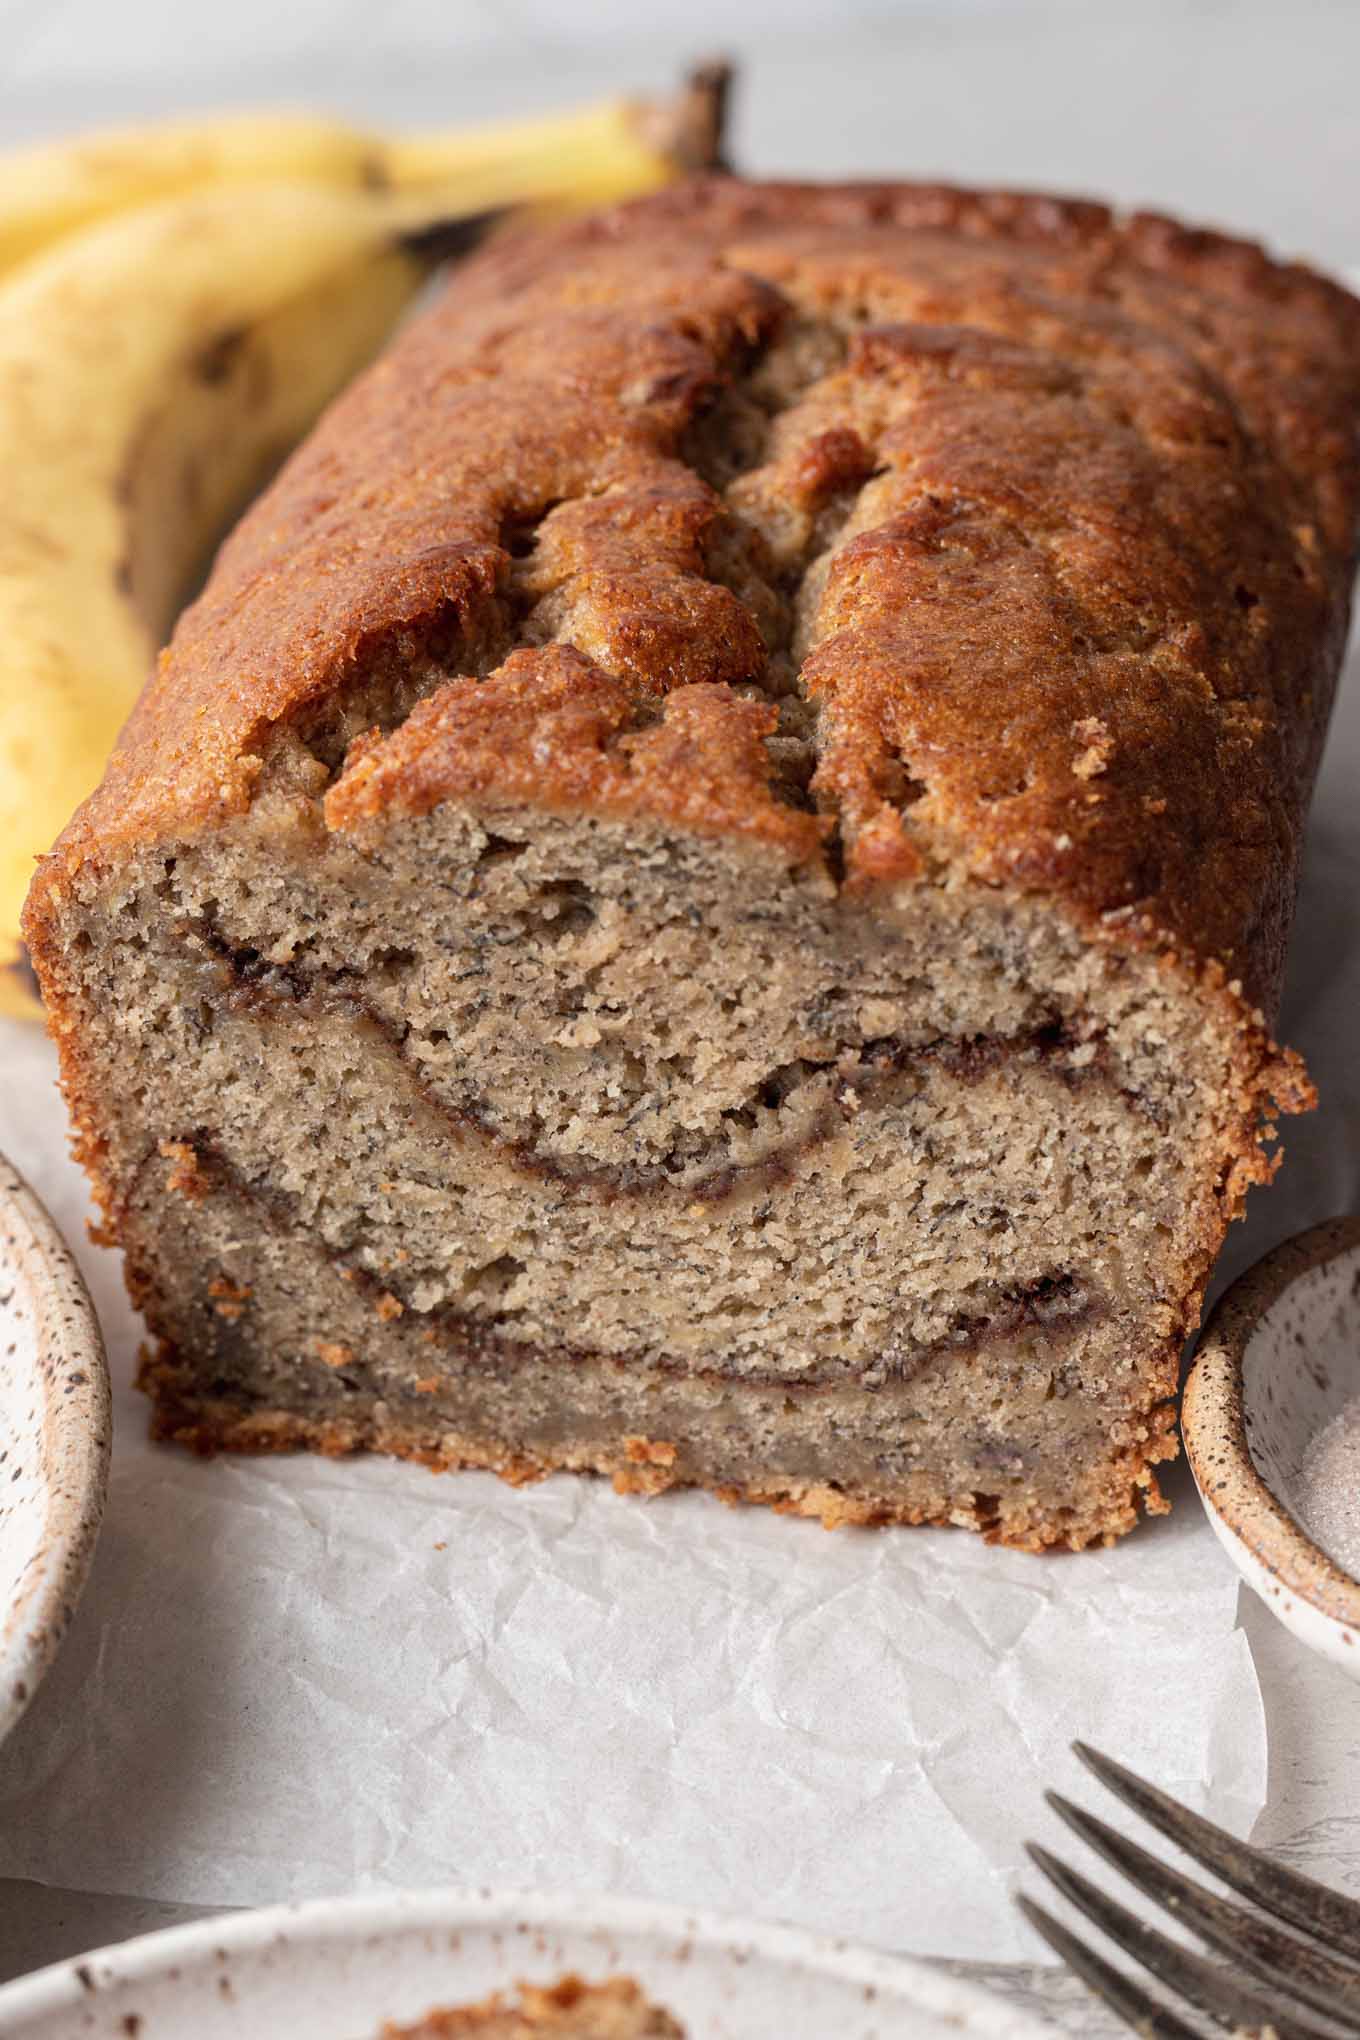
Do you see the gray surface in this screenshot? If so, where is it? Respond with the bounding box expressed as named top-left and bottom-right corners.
top-left (3, 3), bottom-right (1360, 2029)
top-left (4, 0), bottom-right (1360, 273)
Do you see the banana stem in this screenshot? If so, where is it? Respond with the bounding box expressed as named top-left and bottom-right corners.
top-left (383, 61), bottom-right (731, 197)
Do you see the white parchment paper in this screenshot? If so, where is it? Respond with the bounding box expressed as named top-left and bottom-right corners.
top-left (6, 616), bottom-right (1360, 1959)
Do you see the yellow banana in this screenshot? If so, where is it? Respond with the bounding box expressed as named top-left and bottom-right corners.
top-left (0, 184), bottom-right (428, 1014)
top-left (0, 72), bottom-right (729, 1015)
top-left (0, 68), bottom-right (727, 279)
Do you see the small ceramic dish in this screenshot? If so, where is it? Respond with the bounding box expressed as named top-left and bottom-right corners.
top-left (0, 1149), bottom-right (111, 1745)
top-left (0, 1887), bottom-right (1049, 2036)
top-left (1184, 1215), bottom-right (1360, 1679)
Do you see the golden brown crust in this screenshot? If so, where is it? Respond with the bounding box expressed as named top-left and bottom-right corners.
top-left (26, 178), bottom-right (1360, 1032)
top-left (324, 649), bottom-right (824, 862)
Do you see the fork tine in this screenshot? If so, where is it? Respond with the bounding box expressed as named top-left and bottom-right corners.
top-left (1016, 1894), bottom-right (1204, 2039)
top-left (1047, 1790), bottom-right (1360, 2029)
top-left (1074, 1742), bottom-right (1360, 1961)
top-left (1027, 1843), bottom-right (1340, 2040)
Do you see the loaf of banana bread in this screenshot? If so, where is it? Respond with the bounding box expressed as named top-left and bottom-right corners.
top-left (26, 178), bottom-right (1360, 1548)
top-left (380, 1976), bottom-right (683, 2039)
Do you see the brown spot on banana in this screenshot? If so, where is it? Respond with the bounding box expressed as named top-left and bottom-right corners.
top-left (192, 327), bottom-right (246, 385)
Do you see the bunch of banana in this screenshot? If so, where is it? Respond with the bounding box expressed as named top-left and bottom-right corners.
top-left (0, 67), bottom-right (729, 1016)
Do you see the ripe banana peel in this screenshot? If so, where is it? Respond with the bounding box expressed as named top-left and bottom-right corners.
top-left (0, 69), bottom-right (729, 1016)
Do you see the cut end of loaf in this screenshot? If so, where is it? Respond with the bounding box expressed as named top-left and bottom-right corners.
top-left (38, 771), bottom-right (1282, 1550)
top-left (138, 1342), bottom-right (1178, 1550)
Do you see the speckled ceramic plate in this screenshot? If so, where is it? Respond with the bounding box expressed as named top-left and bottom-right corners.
top-left (0, 1150), bottom-right (111, 1745)
top-left (0, 1889), bottom-right (1049, 2037)
top-left (1184, 1215), bottom-right (1360, 1679)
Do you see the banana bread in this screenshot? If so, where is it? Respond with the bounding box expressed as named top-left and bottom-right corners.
top-left (25, 178), bottom-right (1360, 1549)
top-left (380, 1976), bottom-right (683, 2039)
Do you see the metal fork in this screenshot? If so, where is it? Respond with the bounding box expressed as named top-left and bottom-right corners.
top-left (1018, 1742), bottom-right (1360, 2038)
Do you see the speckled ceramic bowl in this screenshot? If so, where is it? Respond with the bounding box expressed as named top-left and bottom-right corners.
top-left (0, 1888), bottom-right (1049, 2036)
top-left (1184, 1216), bottom-right (1360, 1679)
top-left (0, 1151), bottom-right (111, 1744)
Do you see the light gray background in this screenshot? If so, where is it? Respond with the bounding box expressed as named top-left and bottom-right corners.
top-left (3, 2), bottom-right (1360, 2029)
top-left (4, 0), bottom-right (1360, 274)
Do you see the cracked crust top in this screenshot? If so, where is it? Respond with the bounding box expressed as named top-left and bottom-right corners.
top-left (26, 177), bottom-right (1360, 1020)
